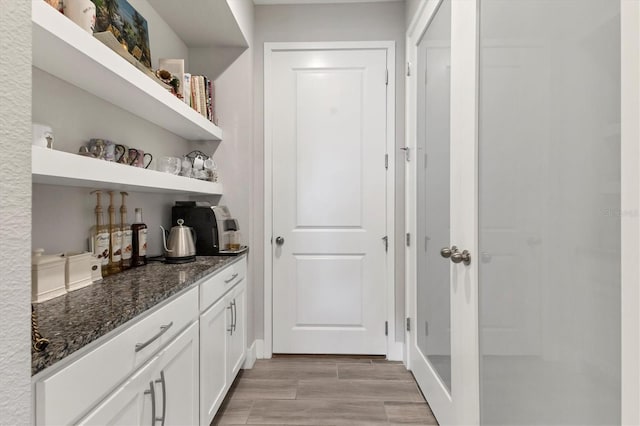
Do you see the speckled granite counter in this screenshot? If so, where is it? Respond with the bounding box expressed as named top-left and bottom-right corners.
top-left (32, 255), bottom-right (245, 376)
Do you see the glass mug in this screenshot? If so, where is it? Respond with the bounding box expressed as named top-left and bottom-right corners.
top-left (228, 231), bottom-right (242, 251)
top-left (158, 156), bottom-right (181, 175)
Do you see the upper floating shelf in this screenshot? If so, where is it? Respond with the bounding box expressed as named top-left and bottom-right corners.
top-left (31, 1), bottom-right (223, 142)
top-left (151, 0), bottom-right (249, 48)
top-left (32, 146), bottom-right (224, 195)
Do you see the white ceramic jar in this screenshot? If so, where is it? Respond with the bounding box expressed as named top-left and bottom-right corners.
top-left (63, 252), bottom-right (93, 291)
top-left (32, 249), bottom-right (66, 303)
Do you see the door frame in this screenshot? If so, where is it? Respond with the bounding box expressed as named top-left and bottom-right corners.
top-left (263, 41), bottom-right (399, 359)
top-left (405, 0), bottom-right (640, 424)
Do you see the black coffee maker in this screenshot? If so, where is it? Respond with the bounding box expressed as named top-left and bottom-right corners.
top-left (171, 201), bottom-right (246, 255)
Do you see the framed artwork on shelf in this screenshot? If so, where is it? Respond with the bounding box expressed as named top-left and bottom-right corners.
top-left (91, 0), bottom-right (151, 69)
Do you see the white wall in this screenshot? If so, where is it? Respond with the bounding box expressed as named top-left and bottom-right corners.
top-left (0, 1), bottom-right (32, 424)
top-left (406, 0), bottom-right (422, 28)
top-left (189, 1), bottom-right (255, 343)
top-left (253, 1), bottom-right (407, 342)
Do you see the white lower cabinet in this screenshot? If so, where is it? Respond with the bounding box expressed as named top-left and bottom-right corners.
top-left (200, 278), bottom-right (247, 425)
top-left (79, 321), bottom-right (198, 425)
top-left (154, 321), bottom-right (199, 426)
top-left (199, 296), bottom-right (229, 424)
top-left (34, 258), bottom-right (248, 426)
top-left (227, 280), bottom-right (247, 379)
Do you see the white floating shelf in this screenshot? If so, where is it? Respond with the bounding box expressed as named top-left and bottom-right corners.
top-left (32, 1), bottom-right (222, 142)
top-left (151, 0), bottom-right (249, 48)
top-left (32, 147), bottom-right (224, 195)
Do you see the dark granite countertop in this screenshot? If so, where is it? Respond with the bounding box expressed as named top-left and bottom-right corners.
top-left (32, 255), bottom-right (245, 376)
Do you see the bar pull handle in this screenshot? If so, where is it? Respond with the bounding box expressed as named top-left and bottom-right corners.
top-left (144, 381), bottom-right (156, 426)
top-left (135, 322), bottom-right (173, 353)
top-left (155, 371), bottom-right (167, 426)
top-left (225, 273), bottom-right (239, 284)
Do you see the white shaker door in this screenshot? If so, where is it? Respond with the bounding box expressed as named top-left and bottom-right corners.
top-left (271, 46), bottom-right (389, 354)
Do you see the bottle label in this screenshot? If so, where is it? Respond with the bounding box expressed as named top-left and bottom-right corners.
top-left (111, 230), bottom-right (123, 262)
top-left (121, 230), bottom-right (133, 260)
top-left (95, 232), bottom-right (110, 266)
top-left (138, 228), bottom-right (147, 256)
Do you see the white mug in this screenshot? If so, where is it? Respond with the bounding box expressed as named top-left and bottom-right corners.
top-left (63, 0), bottom-right (96, 34)
top-left (32, 123), bottom-right (54, 148)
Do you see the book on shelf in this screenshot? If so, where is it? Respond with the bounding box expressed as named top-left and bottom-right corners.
top-left (198, 76), bottom-right (207, 119)
top-left (183, 73), bottom-right (192, 107)
top-left (192, 76), bottom-right (201, 115)
top-left (181, 73), bottom-right (217, 125)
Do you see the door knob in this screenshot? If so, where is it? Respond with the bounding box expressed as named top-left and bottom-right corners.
top-left (440, 245), bottom-right (457, 259)
top-left (451, 249), bottom-right (471, 265)
top-left (275, 236), bottom-right (285, 246)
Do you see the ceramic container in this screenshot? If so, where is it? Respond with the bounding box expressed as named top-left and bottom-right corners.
top-left (64, 252), bottom-right (93, 291)
top-left (32, 249), bottom-right (66, 303)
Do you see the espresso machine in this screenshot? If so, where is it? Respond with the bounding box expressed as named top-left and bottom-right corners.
top-left (171, 201), bottom-right (247, 255)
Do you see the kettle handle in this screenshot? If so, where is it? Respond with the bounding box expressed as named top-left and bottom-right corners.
top-left (190, 227), bottom-right (197, 244)
top-left (160, 226), bottom-right (173, 253)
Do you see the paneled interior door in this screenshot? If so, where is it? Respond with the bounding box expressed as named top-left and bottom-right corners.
top-left (270, 44), bottom-right (391, 354)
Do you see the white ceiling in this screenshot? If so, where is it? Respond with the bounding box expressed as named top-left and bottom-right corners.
top-left (253, 0), bottom-right (402, 5)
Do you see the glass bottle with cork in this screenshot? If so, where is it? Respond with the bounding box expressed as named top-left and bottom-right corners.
top-left (131, 207), bottom-right (148, 267)
top-left (90, 190), bottom-right (110, 276)
top-left (119, 192), bottom-right (133, 270)
top-left (106, 191), bottom-right (122, 275)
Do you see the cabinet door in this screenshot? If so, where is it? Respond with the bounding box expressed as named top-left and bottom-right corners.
top-left (153, 321), bottom-right (199, 426)
top-left (200, 297), bottom-right (230, 425)
top-left (227, 280), bottom-right (247, 379)
top-left (77, 357), bottom-right (156, 426)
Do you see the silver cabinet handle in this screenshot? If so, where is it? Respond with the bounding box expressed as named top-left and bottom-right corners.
top-left (224, 273), bottom-right (239, 284)
top-left (227, 303), bottom-right (234, 335)
top-left (135, 322), bottom-right (173, 352)
top-left (144, 381), bottom-right (156, 426)
top-left (155, 371), bottom-right (166, 426)
top-left (231, 299), bottom-right (237, 332)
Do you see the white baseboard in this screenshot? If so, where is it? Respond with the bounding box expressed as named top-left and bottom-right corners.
top-left (243, 340), bottom-right (257, 369)
top-left (387, 341), bottom-right (404, 362)
top-left (255, 339), bottom-right (267, 359)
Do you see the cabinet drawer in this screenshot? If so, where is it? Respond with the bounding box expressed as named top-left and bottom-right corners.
top-left (35, 287), bottom-right (198, 426)
top-left (200, 257), bottom-right (247, 312)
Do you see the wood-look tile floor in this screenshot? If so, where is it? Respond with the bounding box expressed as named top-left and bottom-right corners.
top-left (212, 356), bottom-right (439, 426)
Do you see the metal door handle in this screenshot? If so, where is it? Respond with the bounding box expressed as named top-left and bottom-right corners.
top-left (135, 322), bottom-right (173, 352)
top-left (155, 371), bottom-right (166, 426)
top-left (275, 236), bottom-right (285, 246)
top-left (440, 245), bottom-right (457, 258)
top-left (451, 249), bottom-right (471, 265)
top-left (144, 381), bottom-right (156, 426)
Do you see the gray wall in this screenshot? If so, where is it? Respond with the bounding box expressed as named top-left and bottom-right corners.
top-left (0, 1), bottom-right (32, 424)
top-left (252, 1), bottom-right (407, 342)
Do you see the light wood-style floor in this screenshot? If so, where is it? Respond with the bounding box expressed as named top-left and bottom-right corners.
top-left (212, 356), bottom-right (438, 425)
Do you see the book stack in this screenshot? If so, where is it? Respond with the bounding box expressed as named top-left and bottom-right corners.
top-left (184, 74), bottom-right (217, 125)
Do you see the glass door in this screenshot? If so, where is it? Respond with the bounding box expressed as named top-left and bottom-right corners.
top-left (407, 0), bottom-right (637, 424)
top-left (408, 1), bottom-right (459, 424)
top-left (478, 0), bottom-right (622, 424)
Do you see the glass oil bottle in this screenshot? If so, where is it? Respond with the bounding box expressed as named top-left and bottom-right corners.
top-left (119, 192), bottom-right (133, 270)
top-left (90, 190), bottom-right (110, 277)
top-left (106, 191), bottom-right (122, 275)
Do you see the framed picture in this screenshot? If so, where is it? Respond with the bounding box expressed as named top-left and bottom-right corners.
top-left (91, 0), bottom-right (151, 69)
